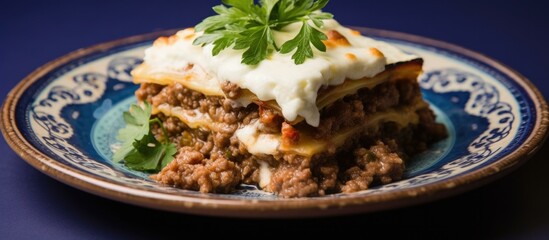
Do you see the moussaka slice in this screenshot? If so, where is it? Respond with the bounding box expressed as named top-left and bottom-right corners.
top-left (126, 19), bottom-right (447, 198)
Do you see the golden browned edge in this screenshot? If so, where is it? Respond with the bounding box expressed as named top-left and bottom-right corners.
top-left (1, 28), bottom-right (548, 218)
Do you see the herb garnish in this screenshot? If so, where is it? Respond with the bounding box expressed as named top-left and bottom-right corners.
top-left (193, 0), bottom-right (334, 65)
top-left (113, 102), bottom-right (177, 172)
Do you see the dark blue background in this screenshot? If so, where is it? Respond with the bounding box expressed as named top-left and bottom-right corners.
top-left (1, 0), bottom-right (548, 238)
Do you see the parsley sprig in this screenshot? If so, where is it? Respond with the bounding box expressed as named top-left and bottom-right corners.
top-left (113, 102), bottom-right (177, 172)
top-left (193, 0), bottom-right (334, 65)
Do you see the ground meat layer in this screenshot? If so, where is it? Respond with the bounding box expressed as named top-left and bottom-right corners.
top-left (136, 79), bottom-right (447, 198)
top-left (151, 147), bottom-right (241, 193)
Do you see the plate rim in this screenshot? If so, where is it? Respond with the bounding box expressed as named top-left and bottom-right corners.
top-left (2, 27), bottom-right (548, 218)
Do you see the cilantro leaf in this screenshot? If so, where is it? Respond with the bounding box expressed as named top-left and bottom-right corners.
top-left (280, 21), bottom-right (328, 64)
top-left (193, 0), bottom-right (334, 65)
top-left (113, 102), bottom-right (177, 172)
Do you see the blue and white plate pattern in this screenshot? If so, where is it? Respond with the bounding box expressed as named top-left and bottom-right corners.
top-left (3, 28), bottom-right (547, 217)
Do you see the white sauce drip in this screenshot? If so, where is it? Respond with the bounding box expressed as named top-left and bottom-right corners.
top-left (258, 161), bottom-right (272, 189)
top-left (235, 120), bottom-right (279, 155)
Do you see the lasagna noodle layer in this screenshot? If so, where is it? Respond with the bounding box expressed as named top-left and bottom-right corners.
top-left (149, 99), bottom-right (427, 157)
top-left (133, 60), bottom-right (422, 124)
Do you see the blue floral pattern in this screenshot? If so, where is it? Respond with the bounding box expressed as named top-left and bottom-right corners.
top-left (32, 72), bottom-right (106, 161)
top-left (29, 55), bottom-right (187, 192)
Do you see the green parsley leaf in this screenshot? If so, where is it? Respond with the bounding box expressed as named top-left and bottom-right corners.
top-left (261, 0), bottom-right (280, 20)
top-left (234, 26), bottom-right (274, 65)
top-left (113, 102), bottom-right (177, 172)
top-left (193, 0), bottom-right (334, 65)
top-left (195, 5), bottom-right (246, 33)
top-left (280, 21), bottom-right (327, 64)
top-left (311, 0), bottom-right (330, 12)
top-left (222, 0), bottom-right (253, 13)
top-left (309, 12), bottom-right (333, 28)
top-left (113, 103), bottom-right (151, 162)
top-left (124, 133), bottom-right (177, 171)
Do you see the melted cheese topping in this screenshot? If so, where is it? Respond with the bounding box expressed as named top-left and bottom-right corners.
top-left (138, 19), bottom-right (417, 126)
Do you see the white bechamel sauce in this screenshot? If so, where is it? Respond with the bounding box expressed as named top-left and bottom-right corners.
top-left (143, 19), bottom-right (417, 126)
top-left (258, 161), bottom-right (272, 189)
top-left (235, 120), bottom-right (280, 155)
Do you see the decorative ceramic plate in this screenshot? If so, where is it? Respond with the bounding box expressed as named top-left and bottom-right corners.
top-left (2, 28), bottom-right (547, 218)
